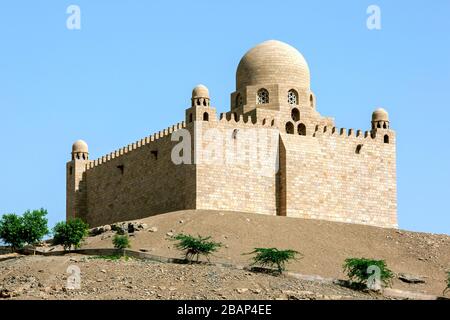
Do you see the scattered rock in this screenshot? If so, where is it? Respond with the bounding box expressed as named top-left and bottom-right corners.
top-left (0, 288), bottom-right (17, 298)
top-left (398, 273), bottom-right (426, 284)
top-left (90, 225), bottom-right (112, 236)
top-left (236, 288), bottom-right (248, 294)
top-left (166, 232), bottom-right (174, 237)
top-left (149, 227), bottom-right (158, 233)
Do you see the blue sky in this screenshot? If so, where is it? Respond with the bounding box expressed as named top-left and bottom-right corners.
top-left (0, 1), bottom-right (449, 235)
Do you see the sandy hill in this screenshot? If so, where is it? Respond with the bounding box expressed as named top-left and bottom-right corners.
top-left (78, 210), bottom-right (450, 296)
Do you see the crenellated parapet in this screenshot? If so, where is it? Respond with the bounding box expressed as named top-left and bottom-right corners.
top-left (218, 112), bottom-right (277, 128)
top-left (309, 124), bottom-right (393, 144)
top-left (85, 121), bottom-right (186, 170)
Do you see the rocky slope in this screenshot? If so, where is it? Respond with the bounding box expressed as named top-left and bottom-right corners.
top-left (1, 209), bottom-right (449, 299)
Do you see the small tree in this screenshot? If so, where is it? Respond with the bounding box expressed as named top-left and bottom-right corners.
top-left (172, 234), bottom-right (222, 262)
top-left (113, 234), bottom-right (130, 256)
top-left (0, 214), bottom-right (24, 252)
top-left (53, 218), bottom-right (89, 252)
top-left (343, 257), bottom-right (394, 290)
top-left (246, 248), bottom-right (301, 274)
top-left (22, 209), bottom-right (49, 253)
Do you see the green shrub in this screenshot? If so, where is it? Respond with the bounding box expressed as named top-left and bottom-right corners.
top-left (22, 209), bottom-right (49, 247)
top-left (246, 248), bottom-right (301, 274)
top-left (0, 214), bottom-right (25, 252)
top-left (343, 257), bottom-right (394, 289)
top-left (172, 234), bottom-right (222, 262)
top-left (53, 218), bottom-right (89, 251)
top-left (113, 234), bottom-right (130, 256)
top-left (444, 272), bottom-right (450, 295)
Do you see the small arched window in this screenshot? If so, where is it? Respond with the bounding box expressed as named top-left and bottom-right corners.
top-left (288, 89), bottom-right (298, 105)
top-left (203, 99), bottom-right (207, 106)
top-left (356, 144), bottom-right (363, 154)
top-left (285, 122), bottom-right (295, 134)
top-left (189, 113), bottom-right (193, 123)
top-left (203, 112), bottom-right (209, 121)
top-left (257, 89), bottom-right (269, 104)
top-left (291, 108), bottom-right (300, 122)
top-left (384, 135), bottom-right (389, 144)
top-left (310, 94), bottom-right (314, 107)
top-left (298, 123), bottom-right (306, 136)
top-left (235, 93), bottom-right (243, 108)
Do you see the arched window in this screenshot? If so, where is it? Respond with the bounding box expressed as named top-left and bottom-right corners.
top-left (203, 112), bottom-right (209, 121)
top-left (298, 123), bottom-right (306, 136)
top-left (203, 99), bottom-right (207, 106)
top-left (256, 89), bottom-right (269, 104)
top-left (235, 93), bottom-right (243, 108)
top-left (189, 113), bottom-right (193, 123)
top-left (383, 122), bottom-right (387, 129)
top-left (291, 108), bottom-right (300, 122)
top-left (285, 122), bottom-right (295, 134)
top-left (310, 94), bottom-right (314, 107)
top-left (384, 134), bottom-right (389, 144)
top-left (288, 89), bottom-right (298, 105)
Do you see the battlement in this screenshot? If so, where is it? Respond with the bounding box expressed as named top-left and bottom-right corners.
top-left (85, 121), bottom-right (186, 170)
top-left (218, 112), bottom-right (277, 127)
top-left (311, 124), bottom-right (392, 143)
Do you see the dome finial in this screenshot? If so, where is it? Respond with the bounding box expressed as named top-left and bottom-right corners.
top-left (192, 84), bottom-right (209, 99)
top-left (72, 140), bottom-right (89, 160)
top-left (371, 108), bottom-right (390, 130)
top-left (191, 84), bottom-right (210, 107)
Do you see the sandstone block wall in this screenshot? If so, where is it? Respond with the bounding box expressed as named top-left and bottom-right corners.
top-left (280, 127), bottom-right (397, 228)
top-left (194, 117), bottom-right (280, 215)
top-left (67, 122), bottom-right (195, 227)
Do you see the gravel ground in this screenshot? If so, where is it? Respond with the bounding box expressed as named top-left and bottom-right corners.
top-left (0, 255), bottom-right (390, 300)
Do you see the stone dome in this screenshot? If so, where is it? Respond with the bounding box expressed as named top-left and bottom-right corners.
top-left (372, 108), bottom-right (389, 122)
top-left (192, 84), bottom-right (210, 99)
top-left (236, 40), bottom-right (310, 90)
top-left (72, 140), bottom-right (88, 153)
